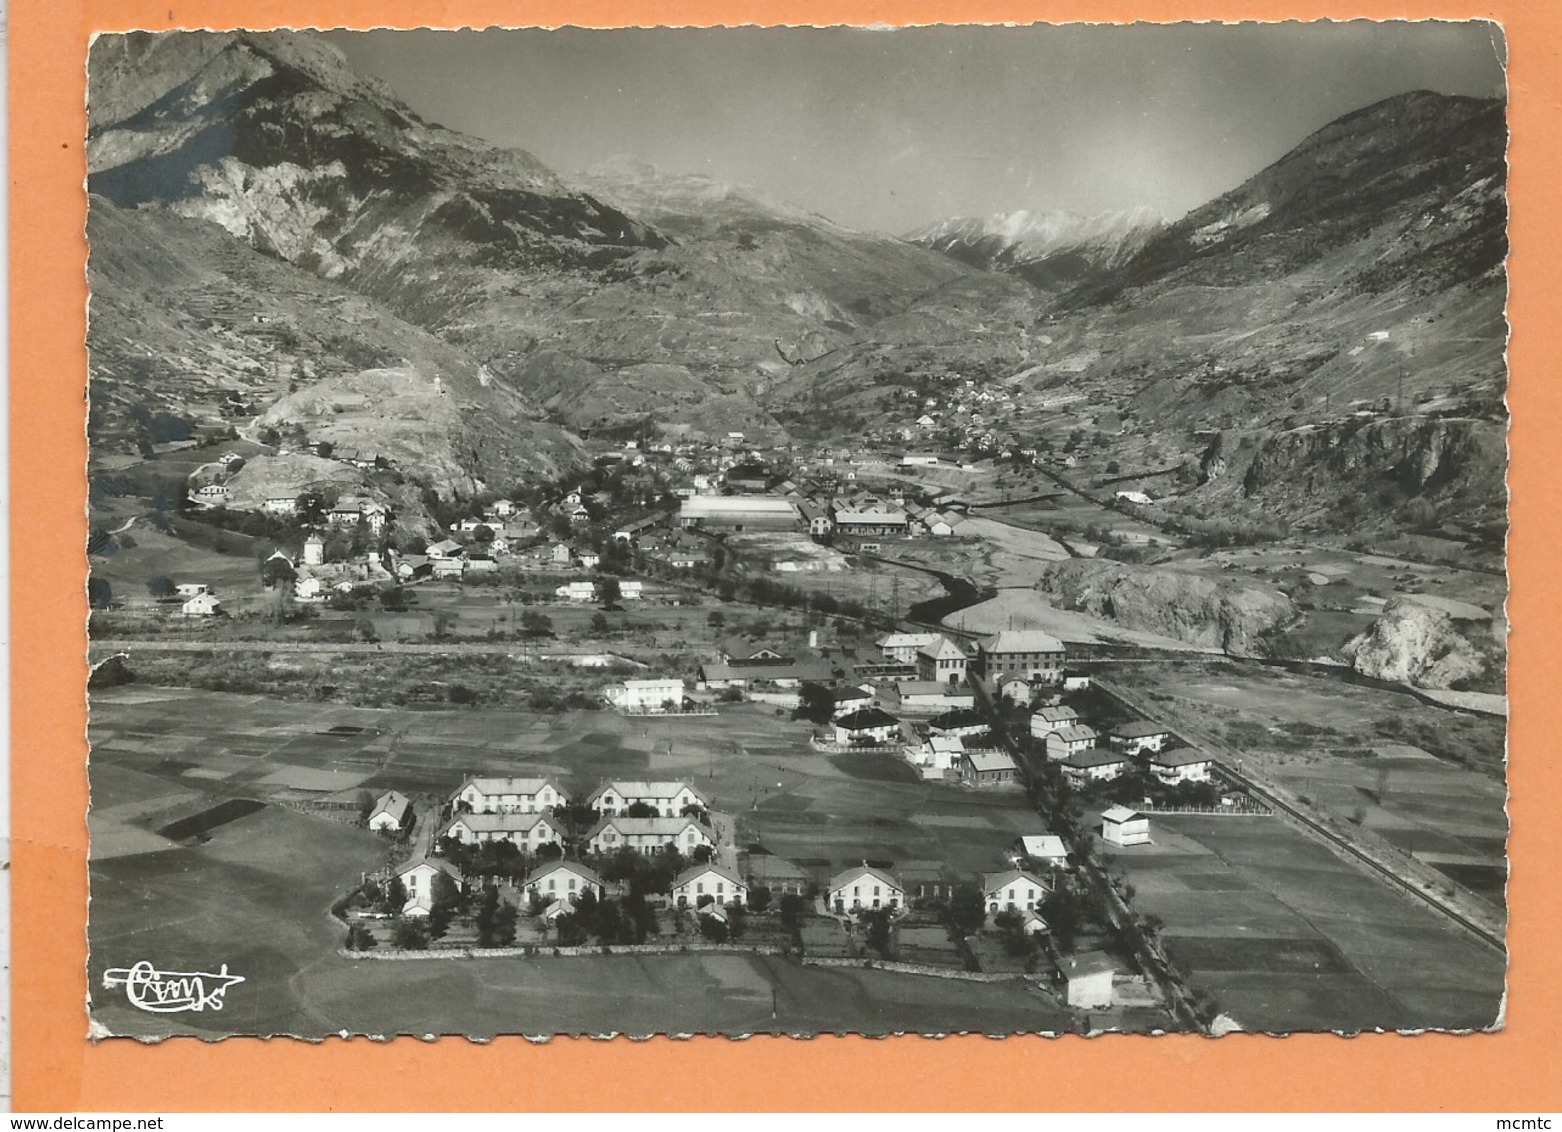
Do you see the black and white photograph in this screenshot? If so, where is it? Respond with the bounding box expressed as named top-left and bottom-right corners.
top-left (83, 22), bottom-right (1508, 1040)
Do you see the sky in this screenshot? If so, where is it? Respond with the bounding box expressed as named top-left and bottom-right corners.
top-left (326, 22), bottom-right (1505, 234)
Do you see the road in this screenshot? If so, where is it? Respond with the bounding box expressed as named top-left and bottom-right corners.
top-left (1092, 676), bottom-right (1506, 953)
top-left (91, 637), bottom-right (606, 657)
top-left (965, 672), bottom-right (1207, 1032)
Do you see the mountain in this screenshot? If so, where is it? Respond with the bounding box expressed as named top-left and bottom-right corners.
top-left (1013, 90), bottom-right (1508, 532)
top-left (905, 206), bottom-right (1165, 293)
top-left (88, 33), bottom-right (1036, 444)
top-left (88, 31), bottom-right (664, 332)
top-left (86, 194), bottom-right (586, 495)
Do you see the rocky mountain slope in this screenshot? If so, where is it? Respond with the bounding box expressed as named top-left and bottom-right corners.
top-left (87, 194), bottom-right (585, 492)
top-left (1017, 91), bottom-right (1507, 533)
top-left (906, 206), bottom-right (1165, 294)
top-left (1036, 559), bottom-right (1296, 657)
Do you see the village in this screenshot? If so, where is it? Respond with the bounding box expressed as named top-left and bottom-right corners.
top-left (84, 403), bottom-right (1509, 1035)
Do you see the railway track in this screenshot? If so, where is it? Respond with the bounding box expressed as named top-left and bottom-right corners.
top-left (1093, 678), bottom-right (1507, 955)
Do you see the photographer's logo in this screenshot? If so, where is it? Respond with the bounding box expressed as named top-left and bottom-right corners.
top-left (103, 960), bottom-right (245, 1013)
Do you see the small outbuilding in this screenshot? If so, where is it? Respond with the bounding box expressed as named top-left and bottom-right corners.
top-left (1101, 805), bottom-right (1151, 847)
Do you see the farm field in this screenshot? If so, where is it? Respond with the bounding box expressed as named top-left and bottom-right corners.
top-left (91, 688), bottom-right (1037, 877)
top-left (1100, 814), bottom-right (1505, 1033)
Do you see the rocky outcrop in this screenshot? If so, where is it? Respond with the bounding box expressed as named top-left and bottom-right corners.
top-left (1241, 417), bottom-right (1504, 505)
top-left (1343, 598), bottom-right (1487, 689)
top-left (1036, 560), bottom-right (1295, 657)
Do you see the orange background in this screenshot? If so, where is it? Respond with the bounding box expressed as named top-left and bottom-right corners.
top-left (12, 0), bottom-right (1559, 1112)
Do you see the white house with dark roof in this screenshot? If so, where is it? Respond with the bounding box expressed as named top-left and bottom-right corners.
top-left (395, 857), bottom-right (463, 918)
top-left (441, 811), bottom-right (564, 850)
top-left (1030, 705), bottom-right (1080, 738)
top-left (1045, 724), bottom-right (1100, 762)
top-left (671, 863), bottom-right (748, 908)
top-left (827, 864), bottom-right (904, 914)
top-left (829, 685), bottom-right (876, 718)
top-left (832, 707), bottom-right (903, 747)
top-left (1061, 748), bottom-right (1129, 784)
top-left (1109, 720), bottom-right (1172, 756)
top-left (1150, 747), bottom-right (1214, 784)
top-left (453, 776), bottom-right (567, 815)
top-left (982, 869), bottom-right (1051, 918)
top-left (587, 780), bottom-right (708, 817)
top-left (524, 860), bottom-right (605, 904)
top-left (368, 790), bottom-right (412, 833)
top-left (587, 816), bottom-right (713, 856)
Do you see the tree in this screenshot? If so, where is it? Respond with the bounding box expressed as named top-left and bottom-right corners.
top-left (147, 575), bottom-right (176, 600)
top-left (520, 611), bottom-right (554, 638)
top-left (257, 426), bottom-right (281, 447)
top-left (346, 923), bottom-right (377, 951)
top-left (87, 577), bottom-right (114, 610)
top-left (706, 611), bottom-right (726, 633)
top-left (354, 618), bottom-right (378, 643)
top-left (625, 801), bottom-right (658, 818)
top-left (377, 874), bottom-right (408, 917)
top-left (475, 884), bottom-right (518, 948)
top-left (590, 612), bottom-right (612, 635)
top-left (259, 556), bottom-right (295, 588)
top-left (862, 908), bottom-right (894, 958)
top-left (378, 586), bottom-right (409, 612)
top-left (779, 893), bottom-right (807, 930)
top-left (315, 441), bottom-right (334, 459)
top-left (748, 886), bottom-right (772, 913)
top-left (599, 577), bottom-right (622, 606)
top-left (431, 609), bottom-right (457, 641)
top-left (472, 524), bottom-right (495, 545)
top-left (690, 844), bottom-right (715, 865)
top-left (295, 490), bottom-right (329, 526)
top-left (944, 883), bottom-right (986, 937)
top-left (428, 872), bottom-right (463, 938)
top-left (793, 681), bottom-right (834, 725)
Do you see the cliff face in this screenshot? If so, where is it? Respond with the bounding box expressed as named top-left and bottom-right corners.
top-left (1343, 598), bottom-right (1488, 689)
top-left (1036, 559), bottom-right (1295, 657)
top-left (1193, 416), bottom-right (1507, 531)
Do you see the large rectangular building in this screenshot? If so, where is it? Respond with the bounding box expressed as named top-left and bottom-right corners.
top-left (678, 495), bottom-right (801, 531)
top-left (980, 630), bottom-right (1067, 687)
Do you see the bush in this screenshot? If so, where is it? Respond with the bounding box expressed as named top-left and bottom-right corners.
top-left (392, 919), bottom-right (430, 950)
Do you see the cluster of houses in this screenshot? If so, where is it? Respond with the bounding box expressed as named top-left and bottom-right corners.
top-left (386, 776), bottom-right (724, 921)
top-left (1030, 706), bottom-right (1214, 789)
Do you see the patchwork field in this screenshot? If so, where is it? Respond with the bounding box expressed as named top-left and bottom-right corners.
top-left (1100, 815), bottom-right (1505, 1033)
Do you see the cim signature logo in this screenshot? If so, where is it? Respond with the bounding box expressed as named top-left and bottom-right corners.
top-left (102, 961), bottom-right (246, 1013)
